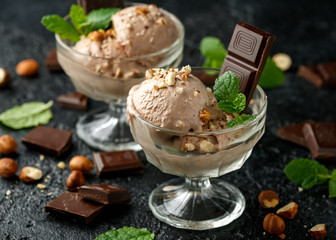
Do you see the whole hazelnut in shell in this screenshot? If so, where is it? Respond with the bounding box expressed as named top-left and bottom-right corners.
top-left (0, 158), bottom-right (18, 178)
top-left (69, 156), bottom-right (93, 174)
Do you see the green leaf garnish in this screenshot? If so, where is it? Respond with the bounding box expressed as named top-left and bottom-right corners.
top-left (213, 71), bottom-right (239, 102)
top-left (259, 57), bottom-right (285, 89)
top-left (284, 158), bottom-right (336, 198)
top-left (227, 114), bottom-right (256, 128)
top-left (41, 5), bottom-right (120, 42)
top-left (41, 15), bottom-right (80, 42)
top-left (199, 36), bottom-right (285, 88)
top-left (95, 227), bottom-right (155, 240)
top-left (0, 101), bottom-right (53, 129)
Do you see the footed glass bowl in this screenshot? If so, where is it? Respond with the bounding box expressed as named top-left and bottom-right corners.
top-left (127, 67), bottom-right (267, 230)
top-left (55, 3), bottom-right (184, 151)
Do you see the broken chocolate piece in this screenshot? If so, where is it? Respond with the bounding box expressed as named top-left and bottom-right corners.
top-left (220, 22), bottom-right (275, 106)
top-left (276, 120), bottom-right (314, 147)
top-left (22, 126), bottom-right (72, 156)
top-left (57, 92), bottom-right (88, 110)
top-left (297, 62), bottom-right (336, 88)
top-left (77, 0), bottom-right (125, 14)
top-left (45, 191), bottom-right (104, 224)
top-left (93, 150), bottom-right (144, 176)
top-left (45, 49), bottom-right (63, 72)
top-left (78, 184), bottom-right (131, 204)
top-left (303, 122), bottom-right (336, 159)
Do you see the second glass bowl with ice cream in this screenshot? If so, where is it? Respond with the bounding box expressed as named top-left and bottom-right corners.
top-left (127, 66), bottom-right (267, 230)
top-left (56, 3), bottom-right (184, 151)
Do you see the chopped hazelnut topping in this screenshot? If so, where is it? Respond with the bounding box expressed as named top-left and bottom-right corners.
top-left (136, 7), bottom-right (149, 15)
top-left (124, 71), bottom-right (136, 79)
top-left (155, 18), bottom-right (166, 26)
top-left (88, 31), bottom-right (104, 41)
top-left (126, 23), bottom-right (133, 29)
top-left (153, 85), bottom-right (159, 91)
top-left (145, 69), bottom-right (153, 79)
top-left (207, 87), bottom-right (212, 93)
top-left (127, 13), bottom-right (133, 18)
top-left (104, 29), bottom-right (116, 38)
top-left (158, 82), bottom-right (167, 89)
top-left (175, 87), bottom-right (184, 94)
top-left (199, 140), bottom-right (217, 152)
top-left (181, 65), bottom-right (192, 75)
top-left (165, 71), bottom-right (176, 86)
top-left (193, 91), bottom-right (199, 97)
top-left (115, 68), bottom-right (122, 78)
top-left (184, 143), bottom-right (196, 152)
top-left (57, 161), bottom-right (66, 169)
top-left (200, 109), bottom-right (211, 124)
top-left (176, 120), bottom-right (184, 128)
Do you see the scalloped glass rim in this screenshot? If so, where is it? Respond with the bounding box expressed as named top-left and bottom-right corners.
top-left (134, 68), bottom-right (267, 135)
top-left (55, 2), bottom-right (185, 61)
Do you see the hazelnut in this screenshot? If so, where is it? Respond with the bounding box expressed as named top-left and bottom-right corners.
top-left (272, 53), bottom-right (292, 72)
top-left (263, 213), bottom-right (286, 239)
top-left (0, 135), bottom-right (18, 154)
top-left (88, 31), bottom-right (105, 41)
top-left (183, 143), bottom-right (196, 152)
top-left (19, 166), bottom-right (43, 182)
top-left (199, 140), bottom-right (217, 152)
top-left (135, 7), bottom-right (148, 15)
top-left (69, 156), bottom-right (93, 174)
top-left (308, 224), bottom-right (327, 240)
top-left (66, 170), bottom-right (85, 191)
top-left (16, 59), bottom-right (39, 77)
top-left (104, 29), bottom-right (116, 38)
top-left (0, 158), bottom-right (18, 178)
top-left (0, 68), bottom-right (10, 88)
top-left (258, 190), bottom-right (279, 208)
top-left (276, 202), bottom-right (298, 219)
top-left (200, 109), bottom-right (211, 124)
top-left (165, 71), bottom-right (176, 86)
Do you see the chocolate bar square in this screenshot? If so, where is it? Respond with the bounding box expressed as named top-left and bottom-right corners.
top-left (78, 0), bottom-right (125, 14)
top-left (78, 184), bottom-right (131, 204)
top-left (21, 126), bottom-right (72, 156)
top-left (57, 92), bottom-right (87, 110)
top-left (93, 150), bottom-right (144, 176)
top-left (45, 191), bottom-right (104, 224)
top-left (303, 122), bottom-right (336, 159)
top-left (276, 120), bottom-right (314, 147)
top-left (297, 62), bottom-right (336, 88)
top-left (45, 49), bottom-right (63, 72)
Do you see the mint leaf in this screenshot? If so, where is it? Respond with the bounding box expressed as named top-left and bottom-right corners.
top-left (259, 57), bottom-right (285, 89)
top-left (69, 4), bottom-right (88, 35)
top-left (329, 170), bottom-right (336, 198)
top-left (213, 71), bottom-right (239, 102)
top-left (227, 114), bottom-right (256, 128)
top-left (86, 8), bottom-right (120, 32)
top-left (200, 36), bottom-right (227, 62)
top-left (284, 158), bottom-right (329, 189)
top-left (41, 15), bottom-right (80, 42)
top-left (218, 93), bottom-right (246, 114)
top-left (0, 101), bottom-right (53, 129)
top-left (95, 227), bottom-right (155, 240)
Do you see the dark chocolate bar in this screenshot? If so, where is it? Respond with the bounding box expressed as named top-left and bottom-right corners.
top-left (276, 120), bottom-right (314, 147)
top-left (220, 22), bottom-right (275, 106)
top-left (45, 49), bottom-right (63, 72)
top-left (21, 126), bottom-right (72, 156)
top-left (45, 191), bottom-right (104, 224)
top-left (298, 62), bottom-right (336, 88)
top-left (77, 0), bottom-right (125, 14)
top-left (78, 184), bottom-right (131, 204)
top-left (303, 122), bottom-right (336, 159)
top-left (57, 92), bottom-right (88, 110)
top-left (93, 150), bottom-right (144, 176)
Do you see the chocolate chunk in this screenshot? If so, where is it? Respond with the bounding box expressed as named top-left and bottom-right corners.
top-left (77, 0), bottom-right (125, 14)
top-left (45, 191), bottom-right (104, 224)
top-left (93, 150), bottom-right (144, 176)
top-left (57, 92), bottom-right (88, 110)
top-left (298, 62), bottom-right (336, 88)
top-left (303, 122), bottom-right (336, 159)
top-left (78, 184), bottom-right (131, 204)
top-left (45, 49), bottom-right (63, 72)
top-left (276, 120), bottom-right (314, 147)
top-left (220, 22), bottom-right (275, 106)
top-left (22, 126), bottom-right (72, 156)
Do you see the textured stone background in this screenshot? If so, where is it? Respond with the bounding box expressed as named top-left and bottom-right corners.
top-left (0, 0), bottom-right (336, 239)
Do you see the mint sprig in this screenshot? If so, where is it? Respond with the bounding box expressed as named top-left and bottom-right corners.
top-left (95, 227), bottom-right (155, 240)
top-left (213, 71), bottom-right (256, 128)
top-left (0, 101), bottom-right (53, 129)
top-left (41, 5), bottom-right (120, 42)
top-left (284, 158), bottom-right (336, 198)
top-left (199, 36), bottom-right (284, 88)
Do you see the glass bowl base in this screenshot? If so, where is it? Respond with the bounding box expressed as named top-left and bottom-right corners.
top-left (76, 107), bottom-right (141, 152)
top-left (149, 178), bottom-right (245, 230)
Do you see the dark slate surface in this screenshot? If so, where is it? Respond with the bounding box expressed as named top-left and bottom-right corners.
top-left (1, 0), bottom-right (336, 239)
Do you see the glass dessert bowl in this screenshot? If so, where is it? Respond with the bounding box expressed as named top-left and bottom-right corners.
top-left (127, 67), bottom-right (267, 230)
top-left (55, 3), bottom-right (184, 151)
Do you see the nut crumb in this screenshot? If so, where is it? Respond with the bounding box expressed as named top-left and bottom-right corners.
top-left (175, 87), bottom-right (183, 94)
top-left (6, 190), bottom-right (11, 196)
top-left (47, 192), bottom-right (53, 196)
top-left (193, 91), bottom-right (199, 97)
top-left (199, 140), bottom-right (216, 152)
top-left (37, 183), bottom-right (46, 189)
top-left (57, 161), bottom-right (66, 169)
top-left (155, 18), bottom-right (166, 25)
top-left (175, 120), bottom-right (184, 128)
top-left (184, 143), bottom-right (196, 152)
top-left (165, 71), bottom-right (176, 86)
top-left (39, 154), bottom-right (45, 161)
top-left (298, 187), bottom-right (303, 192)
